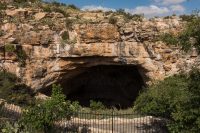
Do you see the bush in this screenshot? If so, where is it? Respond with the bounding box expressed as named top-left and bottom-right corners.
top-left (134, 69), bottom-right (200, 132)
top-left (169, 69), bottom-right (200, 132)
top-left (115, 9), bottom-right (143, 21)
top-left (0, 71), bottom-right (35, 106)
top-left (16, 48), bottom-right (27, 67)
top-left (161, 11), bottom-right (200, 52)
top-left (5, 44), bottom-right (16, 53)
top-left (65, 18), bottom-right (73, 30)
top-left (90, 100), bottom-right (105, 111)
top-left (180, 14), bottom-right (196, 22)
top-left (0, 3), bottom-right (7, 10)
top-left (52, 7), bottom-right (69, 17)
top-left (21, 84), bottom-right (80, 132)
top-left (109, 15), bottom-right (118, 25)
top-left (67, 4), bottom-right (79, 10)
top-left (160, 33), bottom-right (179, 46)
top-left (61, 31), bottom-right (69, 40)
top-left (134, 75), bottom-right (189, 118)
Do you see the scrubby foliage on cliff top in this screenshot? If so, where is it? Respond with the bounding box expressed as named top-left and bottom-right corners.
top-left (134, 69), bottom-right (200, 132)
top-left (161, 11), bottom-right (200, 52)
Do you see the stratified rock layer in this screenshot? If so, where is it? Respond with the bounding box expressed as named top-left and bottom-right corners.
top-left (0, 5), bottom-right (199, 91)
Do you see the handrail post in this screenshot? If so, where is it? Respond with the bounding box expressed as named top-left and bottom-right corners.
top-left (112, 111), bottom-right (114, 133)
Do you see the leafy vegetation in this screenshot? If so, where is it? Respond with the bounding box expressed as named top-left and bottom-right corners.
top-left (134, 69), bottom-right (200, 132)
top-left (108, 15), bottom-right (118, 25)
top-left (4, 44), bottom-right (16, 53)
top-left (160, 33), bottom-right (179, 46)
top-left (90, 100), bottom-right (106, 111)
top-left (21, 84), bottom-right (80, 132)
top-left (61, 31), bottom-right (69, 40)
top-left (0, 71), bottom-right (35, 106)
top-left (0, 3), bottom-right (7, 10)
top-left (161, 11), bottom-right (200, 52)
top-left (114, 9), bottom-right (144, 21)
top-left (16, 48), bottom-right (27, 67)
top-left (67, 4), bottom-right (80, 10)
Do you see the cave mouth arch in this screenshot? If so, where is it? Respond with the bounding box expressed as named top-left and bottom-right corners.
top-left (54, 65), bottom-right (145, 109)
top-left (41, 65), bottom-right (146, 109)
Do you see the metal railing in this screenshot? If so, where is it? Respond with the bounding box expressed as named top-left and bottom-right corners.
top-left (0, 103), bottom-right (168, 133)
top-left (56, 112), bottom-right (168, 133)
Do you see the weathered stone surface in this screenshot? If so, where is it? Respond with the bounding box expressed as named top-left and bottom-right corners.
top-left (75, 23), bottom-right (120, 43)
top-left (34, 12), bottom-right (46, 20)
top-left (0, 5), bottom-right (199, 91)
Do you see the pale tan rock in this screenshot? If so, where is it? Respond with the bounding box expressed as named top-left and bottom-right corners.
top-left (34, 12), bottom-right (46, 20)
top-left (1, 23), bottom-right (17, 33)
top-left (0, 6), bottom-right (198, 91)
top-left (5, 8), bottom-right (27, 17)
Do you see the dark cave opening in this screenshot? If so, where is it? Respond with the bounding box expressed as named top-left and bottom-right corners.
top-left (59, 65), bottom-right (145, 109)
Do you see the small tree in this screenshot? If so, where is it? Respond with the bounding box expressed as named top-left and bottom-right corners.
top-left (21, 84), bottom-right (80, 133)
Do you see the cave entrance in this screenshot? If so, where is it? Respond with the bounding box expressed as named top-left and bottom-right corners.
top-left (60, 65), bottom-right (145, 109)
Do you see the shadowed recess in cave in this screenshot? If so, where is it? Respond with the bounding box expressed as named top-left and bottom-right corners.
top-left (59, 65), bottom-right (145, 109)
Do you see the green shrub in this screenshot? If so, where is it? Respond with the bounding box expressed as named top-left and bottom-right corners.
top-left (180, 14), bottom-right (196, 22)
top-left (52, 7), bottom-right (69, 17)
top-left (164, 16), bottom-right (173, 19)
top-left (0, 121), bottom-right (29, 133)
top-left (67, 4), bottom-right (80, 10)
top-left (0, 71), bottom-right (34, 106)
top-left (134, 69), bottom-right (200, 132)
top-left (161, 12), bottom-right (200, 52)
top-left (134, 75), bottom-right (189, 118)
top-left (21, 84), bottom-right (80, 132)
top-left (90, 100), bottom-right (105, 111)
top-left (0, 3), bottom-right (7, 10)
top-left (13, 0), bottom-right (41, 3)
top-left (65, 18), bottom-right (73, 30)
top-left (0, 31), bottom-right (4, 37)
top-left (114, 9), bottom-right (143, 21)
top-left (109, 15), bottom-right (118, 25)
top-left (42, 5), bottom-right (52, 12)
top-left (61, 31), bottom-right (69, 41)
top-left (40, 17), bottom-right (55, 28)
top-left (16, 47), bottom-right (27, 67)
top-left (5, 44), bottom-right (16, 53)
top-left (160, 33), bottom-right (179, 46)
top-left (168, 69), bottom-right (200, 132)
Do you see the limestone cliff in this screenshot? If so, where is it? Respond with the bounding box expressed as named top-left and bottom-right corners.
top-left (0, 1), bottom-right (199, 91)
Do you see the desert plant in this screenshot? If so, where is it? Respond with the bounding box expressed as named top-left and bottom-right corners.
top-left (40, 17), bottom-right (55, 29)
top-left (5, 44), bottom-right (16, 53)
top-left (90, 100), bottom-right (105, 111)
top-left (0, 121), bottom-right (30, 133)
top-left (134, 69), bottom-right (200, 132)
top-left (134, 74), bottom-right (189, 118)
top-left (61, 31), bottom-right (69, 41)
top-left (114, 9), bottom-right (143, 21)
top-left (21, 84), bottom-right (80, 133)
top-left (160, 33), bottom-right (179, 46)
top-left (0, 31), bottom-right (4, 37)
top-left (161, 11), bottom-right (200, 52)
top-left (109, 15), bottom-right (118, 25)
top-left (67, 4), bottom-right (80, 10)
top-left (52, 7), bottom-right (69, 17)
top-left (0, 71), bottom-right (35, 106)
top-left (16, 48), bottom-right (27, 67)
top-left (180, 14), bottom-right (196, 22)
top-left (168, 69), bottom-right (200, 132)
top-left (65, 18), bottom-right (73, 30)
top-left (0, 3), bottom-right (7, 10)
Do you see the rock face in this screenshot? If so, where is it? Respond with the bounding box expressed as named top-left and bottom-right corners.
top-left (0, 5), bottom-right (199, 91)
